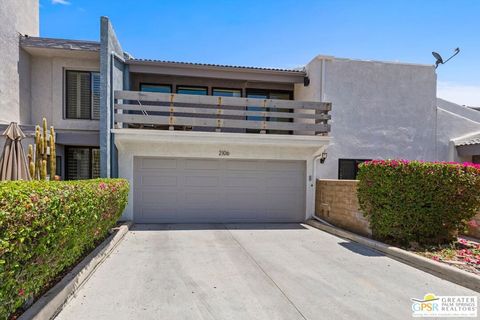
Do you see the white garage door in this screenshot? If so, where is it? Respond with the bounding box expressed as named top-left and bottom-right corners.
top-left (133, 157), bottom-right (306, 223)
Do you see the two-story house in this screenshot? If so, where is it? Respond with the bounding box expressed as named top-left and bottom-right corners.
top-left (1, 0), bottom-right (479, 223)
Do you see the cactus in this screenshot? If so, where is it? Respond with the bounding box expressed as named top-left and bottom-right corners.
top-left (50, 127), bottom-right (56, 178)
top-left (30, 118), bottom-right (57, 180)
top-left (28, 144), bottom-right (35, 178)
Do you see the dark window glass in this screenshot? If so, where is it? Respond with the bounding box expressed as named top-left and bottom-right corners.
top-left (140, 84), bottom-right (171, 93)
top-left (65, 71), bottom-right (100, 120)
top-left (473, 155), bottom-right (480, 164)
top-left (338, 159), bottom-right (371, 180)
top-left (267, 91), bottom-right (291, 134)
top-left (55, 156), bottom-right (62, 177)
top-left (91, 72), bottom-right (101, 119)
top-left (246, 91), bottom-right (268, 122)
top-left (177, 86), bottom-right (207, 95)
top-left (212, 88), bottom-right (241, 97)
top-left (246, 90), bottom-right (293, 134)
top-left (92, 149), bottom-right (100, 178)
top-left (65, 147), bottom-right (100, 180)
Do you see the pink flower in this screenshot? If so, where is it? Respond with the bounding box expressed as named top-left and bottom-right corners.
top-left (99, 182), bottom-right (107, 190)
top-left (18, 289), bottom-right (25, 296)
top-left (468, 220), bottom-right (479, 228)
top-left (431, 256), bottom-right (440, 261)
top-left (458, 239), bottom-right (469, 246)
top-left (464, 257), bottom-right (472, 263)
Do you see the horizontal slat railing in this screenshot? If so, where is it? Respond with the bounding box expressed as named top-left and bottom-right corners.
top-left (115, 90), bottom-right (332, 111)
top-left (114, 90), bottom-right (331, 134)
top-left (114, 103), bottom-right (331, 120)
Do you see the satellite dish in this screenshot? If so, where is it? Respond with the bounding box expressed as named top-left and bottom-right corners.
top-left (432, 52), bottom-right (444, 68)
top-left (432, 48), bottom-right (460, 69)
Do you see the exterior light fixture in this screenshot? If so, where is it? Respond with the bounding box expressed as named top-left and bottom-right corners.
top-left (303, 76), bottom-right (310, 86)
top-left (319, 151), bottom-right (328, 164)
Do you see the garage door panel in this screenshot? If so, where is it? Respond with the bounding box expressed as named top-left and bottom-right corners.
top-left (185, 159), bottom-right (221, 170)
top-left (222, 176), bottom-right (261, 187)
top-left (140, 175), bottom-right (178, 187)
top-left (266, 176), bottom-right (304, 188)
top-left (225, 160), bottom-right (262, 171)
top-left (185, 176), bottom-right (220, 187)
top-left (139, 158), bottom-right (178, 170)
top-left (266, 161), bottom-right (304, 172)
top-left (134, 157), bottom-right (305, 223)
top-left (139, 190), bottom-right (178, 203)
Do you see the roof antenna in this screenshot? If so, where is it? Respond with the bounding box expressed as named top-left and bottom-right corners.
top-left (432, 48), bottom-right (460, 69)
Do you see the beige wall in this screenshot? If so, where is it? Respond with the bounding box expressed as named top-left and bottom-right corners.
top-left (0, 0), bottom-right (38, 124)
top-left (30, 54), bottom-right (100, 131)
top-left (315, 179), bottom-right (371, 237)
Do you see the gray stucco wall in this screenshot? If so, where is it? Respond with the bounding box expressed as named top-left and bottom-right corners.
top-left (296, 56), bottom-right (438, 179)
top-left (100, 17), bottom-right (125, 178)
top-left (436, 99), bottom-right (480, 162)
top-left (30, 54), bottom-right (100, 131)
top-left (0, 0), bottom-right (38, 125)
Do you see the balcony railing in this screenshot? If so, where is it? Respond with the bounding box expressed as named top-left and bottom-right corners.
top-left (114, 90), bottom-right (331, 135)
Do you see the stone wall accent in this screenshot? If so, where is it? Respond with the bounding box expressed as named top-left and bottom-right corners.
top-left (315, 179), bottom-right (480, 240)
top-left (315, 179), bottom-right (371, 237)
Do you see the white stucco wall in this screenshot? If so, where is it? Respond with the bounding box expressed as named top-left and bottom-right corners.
top-left (0, 0), bottom-right (38, 124)
top-left (30, 55), bottom-right (100, 131)
top-left (436, 98), bottom-right (480, 162)
top-left (296, 56), bottom-right (438, 179)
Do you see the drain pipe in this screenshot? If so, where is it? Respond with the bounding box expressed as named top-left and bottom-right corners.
top-left (310, 152), bottom-right (334, 227)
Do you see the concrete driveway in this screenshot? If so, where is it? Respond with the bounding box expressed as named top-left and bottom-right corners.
top-left (55, 224), bottom-right (478, 320)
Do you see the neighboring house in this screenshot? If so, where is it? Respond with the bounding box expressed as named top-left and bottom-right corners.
top-left (1, 1), bottom-right (479, 223)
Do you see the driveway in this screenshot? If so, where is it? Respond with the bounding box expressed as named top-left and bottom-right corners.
top-left (55, 224), bottom-right (478, 320)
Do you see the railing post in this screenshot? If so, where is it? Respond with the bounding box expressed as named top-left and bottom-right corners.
top-left (260, 99), bottom-right (267, 134)
top-left (216, 96), bottom-right (222, 132)
top-left (169, 94), bottom-right (175, 130)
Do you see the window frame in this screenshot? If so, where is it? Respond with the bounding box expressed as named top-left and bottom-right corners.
top-left (212, 87), bottom-right (243, 97)
top-left (65, 146), bottom-right (100, 180)
top-left (338, 158), bottom-right (371, 180)
top-left (176, 85), bottom-right (209, 96)
top-left (64, 70), bottom-right (100, 120)
top-left (139, 82), bottom-right (172, 93)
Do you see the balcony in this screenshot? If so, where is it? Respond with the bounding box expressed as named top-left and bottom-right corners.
top-left (113, 91), bottom-right (331, 135)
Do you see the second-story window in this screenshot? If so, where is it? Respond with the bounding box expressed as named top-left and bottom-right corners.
top-left (177, 86), bottom-right (208, 95)
top-left (65, 70), bottom-right (100, 120)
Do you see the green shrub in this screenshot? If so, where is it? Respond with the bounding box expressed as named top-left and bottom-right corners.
top-left (0, 179), bottom-right (129, 319)
top-left (357, 160), bottom-right (480, 246)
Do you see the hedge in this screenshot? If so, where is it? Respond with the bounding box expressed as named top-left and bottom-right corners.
top-left (0, 179), bottom-right (129, 319)
top-left (357, 160), bottom-right (480, 246)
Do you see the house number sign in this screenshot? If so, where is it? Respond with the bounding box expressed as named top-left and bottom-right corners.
top-left (219, 150), bottom-right (230, 156)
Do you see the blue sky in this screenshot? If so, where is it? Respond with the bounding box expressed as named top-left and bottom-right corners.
top-left (41, 0), bottom-right (480, 106)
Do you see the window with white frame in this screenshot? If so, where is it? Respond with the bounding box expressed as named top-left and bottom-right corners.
top-left (65, 70), bottom-right (100, 120)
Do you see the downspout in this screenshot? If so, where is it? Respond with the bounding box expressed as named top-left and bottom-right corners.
top-left (309, 57), bottom-right (333, 226)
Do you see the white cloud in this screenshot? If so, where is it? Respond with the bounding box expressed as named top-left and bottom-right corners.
top-left (437, 82), bottom-right (480, 107)
top-left (51, 0), bottom-right (70, 5)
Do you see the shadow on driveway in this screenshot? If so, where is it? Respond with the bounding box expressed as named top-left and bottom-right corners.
top-left (131, 223), bottom-right (309, 231)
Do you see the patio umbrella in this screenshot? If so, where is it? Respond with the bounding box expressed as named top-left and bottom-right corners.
top-left (0, 122), bottom-right (32, 181)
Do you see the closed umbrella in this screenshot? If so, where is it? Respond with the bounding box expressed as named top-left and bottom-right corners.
top-left (0, 122), bottom-right (32, 181)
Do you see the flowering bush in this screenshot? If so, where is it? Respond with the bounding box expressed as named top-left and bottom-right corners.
top-left (357, 160), bottom-right (480, 245)
top-left (0, 179), bottom-right (129, 319)
top-left (420, 237), bottom-right (480, 275)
